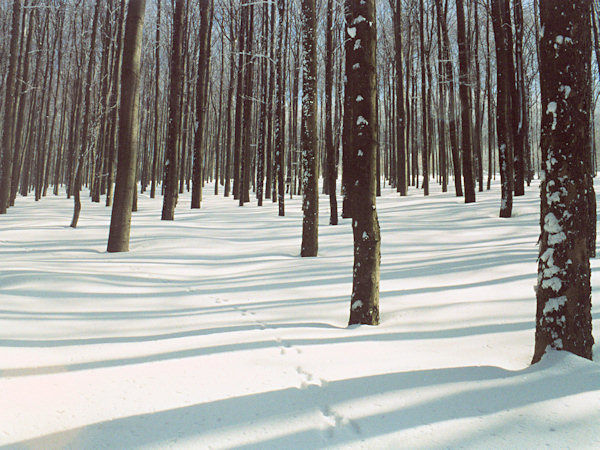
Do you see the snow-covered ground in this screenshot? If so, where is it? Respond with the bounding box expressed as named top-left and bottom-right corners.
top-left (1, 179), bottom-right (598, 449)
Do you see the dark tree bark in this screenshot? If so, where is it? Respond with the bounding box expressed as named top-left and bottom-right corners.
top-left (71, 0), bottom-right (101, 228)
top-left (274, 0), bottom-right (286, 216)
top-left (341, 1), bottom-right (356, 219)
top-left (9, 4), bottom-right (34, 206)
top-left (435, 9), bottom-right (448, 192)
top-left (107, 0), bottom-right (147, 253)
top-left (455, 0), bottom-right (475, 204)
top-left (513, 0), bottom-right (526, 196)
top-left (533, 0), bottom-right (595, 363)
top-left (419, 0), bottom-right (429, 196)
top-left (233, 3), bottom-right (248, 201)
top-left (392, 0), bottom-right (407, 196)
top-left (491, 0), bottom-right (515, 217)
top-left (191, 0), bottom-right (212, 209)
top-left (325, 0), bottom-right (338, 224)
top-left (435, 0), bottom-right (463, 197)
top-left (0, 0), bottom-right (21, 214)
top-left (239, 3), bottom-right (254, 206)
top-left (224, 5), bottom-right (236, 198)
top-left (105, 0), bottom-right (126, 207)
top-left (300, 0), bottom-right (319, 257)
top-left (346, 0), bottom-right (381, 326)
top-left (150, 0), bottom-right (161, 199)
top-left (161, 0), bottom-right (185, 220)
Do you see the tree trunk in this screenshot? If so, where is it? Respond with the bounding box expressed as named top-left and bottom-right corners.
top-left (325, 0), bottom-right (338, 224)
top-left (161, 0), bottom-right (185, 220)
top-left (456, 0), bottom-right (475, 203)
top-left (392, 0), bottom-right (407, 196)
top-left (419, 0), bottom-right (429, 196)
top-left (491, 0), bottom-right (515, 218)
top-left (301, 0), bottom-right (319, 257)
top-left (435, 0), bottom-right (463, 197)
top-left (191, 0), bottom-right (212, 209)
top-left (107, 0), bottom-right (146, 252)
top-left (513, 0), bottom-right (526, 196)
top-left (347, 0), bottom-right (381, 326)
top-left (71, 0), bottom-right (101, 228)
top-left (0, 0), bottom-right (21, 214)
top-left (533, 0), bottom-right (595, 363)
top-left (150, 0), bottom-right (161, 199)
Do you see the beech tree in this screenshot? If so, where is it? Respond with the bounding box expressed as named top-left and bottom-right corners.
top-left (346, 0), bottom-right (381, 326)
top-left (107, 0), bottom-right (147, 253)
top-left (491, 0), bottom-right (515, 218)
top-left (533, 0), bottom-right (595, 363)
top-left (191, 0), bottom-right (213, 209)
top-left (300, 0), bottom-right (318, 257)
top-left (161, 0), bottom-right (185, 221)
top-left (0, 0), bottom-right (20, 214)
top-left (456, 0), bottom-right (475, 204)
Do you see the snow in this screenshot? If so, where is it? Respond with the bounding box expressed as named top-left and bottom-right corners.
top-left (1, 179), bottom-right (599, 449)
top-left (543, 296), bottom-right (568, 315)
top-left (546, 101), bottom-right (558, 130)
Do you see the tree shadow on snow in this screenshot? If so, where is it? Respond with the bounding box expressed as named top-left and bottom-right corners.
top-left (5, 354), bottom-right (599, 449)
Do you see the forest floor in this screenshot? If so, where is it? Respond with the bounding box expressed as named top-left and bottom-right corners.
top-left (0, 178), bottom-right (599, 449)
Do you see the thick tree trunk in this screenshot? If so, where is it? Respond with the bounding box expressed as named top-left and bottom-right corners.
top-left (533, 0), bottom-right (595, 363)
top-left (347, 0), bottom-right (381, 326)
top-left (107, 0), bottom-right (146, 252)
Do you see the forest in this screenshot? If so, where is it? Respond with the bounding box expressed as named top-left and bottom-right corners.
top-left (0, 0), bottom-right (599, 448)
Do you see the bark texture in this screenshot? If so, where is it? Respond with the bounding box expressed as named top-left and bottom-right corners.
top-left (533, 0), bottom-right (595, 363)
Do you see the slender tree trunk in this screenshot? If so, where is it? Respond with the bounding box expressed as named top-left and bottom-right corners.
top-left (456, 0), bottom-right (476, 203)
top-left (71, 0), bottom-right (101, 228)
top-left (513, 0), bottom-right (526, 196)
top-left (107, 0), bottom-right (146, 252)
top-left (435, 0), bottom-right (463, 197)
top-left (150, 0), bottom-right (161, 199)
top-left (492, 0), bottom-right (515, 217)
top-left (419, 0), bottom-right (429, 196)
top-left (0, 0), bottom-right (21, 213)
top-left (161, 0), bottom-right (185, 220)
top-left (392, 0), bottom-right (407, 196)
top-left (239, 4), bottom-right (254, 206)
top-left (105, 0), bottom-right (126, 207)
top-left (191, 0), bottom-right (212, 208)
top-left (325, 0), bottom-right (338, 224)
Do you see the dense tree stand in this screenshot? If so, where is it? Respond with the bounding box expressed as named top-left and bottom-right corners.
top-left (533, 0), bottom-right (595, 363)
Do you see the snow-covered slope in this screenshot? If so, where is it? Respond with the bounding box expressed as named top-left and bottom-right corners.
top-left (1, 180), bottom-right (598, 449)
